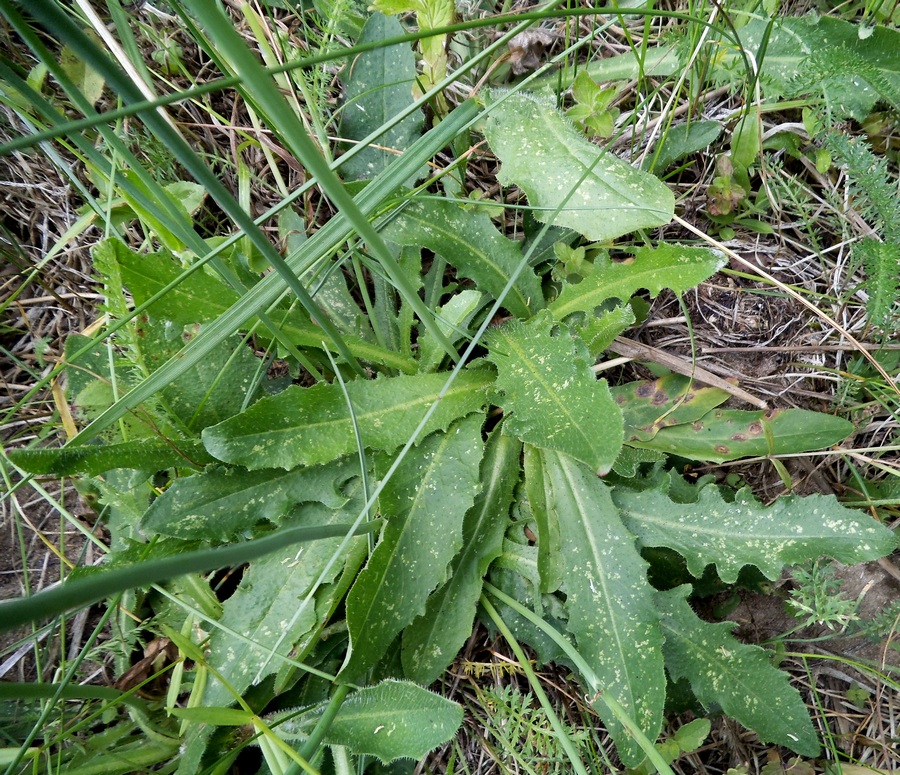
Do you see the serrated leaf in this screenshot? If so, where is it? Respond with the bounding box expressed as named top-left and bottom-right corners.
top-left (550, 244), bottom-right (726, 320)
top-left (314, 680), bottom-right (463, 763)
top-left (202, 369), bottom-right (493, 470)
top-left (482, 91), bottom-right (674, 243)
top-left (380, 199), bottom-right (543, 318)
top-left (203, 502), bottom-right (367, 704)
top-left (485, 311), bottom-right (622, 473)
top-left (541, 450), bottom-right (665, 767)
top-left (340, 13), bottom-right (424, 184)
top-left (140, 459), bottom-right (358, 540)
top-left (341, 413), bottom-right (485, 681)
top-left (614, 475), bottom-right (897, 583)
top-left (401, 429), bottom-right (520, 683)
top-left (611, 374), bottom-right (731, 442)
top-left (575, 302), bottom-right (635, 356)
top-left (626, 407), bottom-right (853, 462)
top-left (7, 438), bottom-right (215, 476)
top-left (656, 585), bottom-right (820, 756)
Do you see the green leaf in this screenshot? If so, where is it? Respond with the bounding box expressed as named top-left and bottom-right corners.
top-left (278, 680), bottom-right (463, 763)
top-left (341, 413), bottom-right (485, 681)
top-left (401, 429), bottom-right (520, 683)
top-left (613, 474), bottom-right (898, 583)
top-left (140, 459), bottom-right (358, 540)
top-left (656, 585), bottom-right (820, 756)
top-left (626, 407), bottom-right (853, 462)
top-left (550, 244), bottom-right (726, 320)
top-left (113, 237), bottom-right (416, 373)
top-left (647, 120), bottom-right (722, 171)
top-left (380, 198), bottom-right (543, 318)
top-left (7, 438), bottom-right (215, 476)
top-left (417, 289), bottom-right (482, 373)
top-left (486, 311), bottom-right (622, 473)
top-left (611, 374), bottom-right (731, 442)
top-left (59, 37), bottom-right (104, 106)
top-left (203, 502), bottom-right (369, 704)
top-left (540, 450), bottom-right (665, 767)
top-left (169, 707), bottom-right (253, 726)
top-left (731, 16), bottom-right (900, 119)
top-left (482, 91), bottom-right (674, 243)
top-left (524, 443), bottom-right (561, 593)
top-left (133, 315), bottom-right (263, 431)
top-left (202, 368), bottom-right (493, 470)
top-left (574, 302), bottom-right (635, 357)
top-left (339, 13), bottom-right (424, 185)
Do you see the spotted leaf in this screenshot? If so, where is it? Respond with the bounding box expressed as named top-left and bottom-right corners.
top-left (613, 473), bottom-right (897, 582)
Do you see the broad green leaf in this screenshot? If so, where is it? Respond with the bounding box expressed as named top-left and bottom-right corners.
top-left (114, 238), bottom-right (416, 373)
top-left (59, 38), bottom-right (104, 106)
top-left (645, 120), bottom-right (722, 171)
top-left (7, 438), bottom-right (215, 476)
top-left (626, 407), bottom-right (853, 462)
top-left (611, 374), bottom-right (731, 442)
top-left (133, 316), bottom-right (263, 431)
top-left (485, 311), bottom-right (622, 473)
top-left (202, 368), bottom-right (493, 470)
top-left (380, 199), bottom-right (543, 318)
top-left (203, 502), bottom-right (368, 704)
top-left (341, 413), bottom-right (485, 681)
top-left (550, 244), bottom-right (726, 320)
top-left (274, 680), bottom-right (463, 763)
top-left (613, 474), bottom-right (898, 583)
top-left (140, 459), bottom-right (358, 540)
top-left (656, 585), bottom-right (820, 756)
top-left (540, 450), bottom-right (665, 767)
top-left (402, 429), bottom-right (520, 683)
top-left (482, 92), bottom-right (674, 243)
top-left (339, 13), bottom-right (424, 185)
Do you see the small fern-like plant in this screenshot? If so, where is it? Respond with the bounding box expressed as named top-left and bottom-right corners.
top-left (823, 130), bottom-right (900, 333)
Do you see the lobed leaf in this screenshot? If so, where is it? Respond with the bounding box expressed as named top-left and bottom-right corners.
top-left (202, 368), bottom-right (493, 470)
top-left (482, 91), bottom-right (674, 243)
top-left (401, 429), bottom-right (521, 683)
top-left (656, 585), bottom-right (820, 756)
top-left (380, 198), bottom-right (543, 318)
top-left (202, 501), bottom-right (369, 704)
top-left (614, 474), bottom-right (898, 583)
top-left (626, 407), bottom-right (853, 462)
top-left (541, 450), bottom-right (665, 767)
top-left (340, 413), bottom-right (485, 681)
top-left (7, 438), bottom-right (215, 476)
top-left (140, 459), bottom-right (358, 540)
top-left (550, 244), bottom-right (726, 320)
top-left (486, 311), bottom-right (622, 473)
